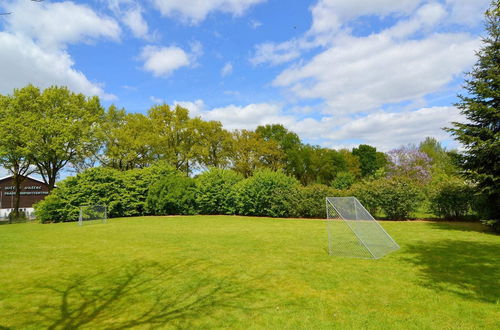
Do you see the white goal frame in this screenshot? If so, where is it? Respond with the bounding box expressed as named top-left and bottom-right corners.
top-left (326, 197), bottom-right (399, 259)
top-left (78, 205), bottom-right (107, 226)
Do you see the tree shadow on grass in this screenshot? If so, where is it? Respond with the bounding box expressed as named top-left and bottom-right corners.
top-left (404, 240), bottom-right (500, 304)
top-left (23, 261), bottom-right (270, 329)
top-left (426, 221), bottom-right (494, 234)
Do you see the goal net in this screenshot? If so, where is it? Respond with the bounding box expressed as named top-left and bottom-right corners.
top-left (78, 205), bottom-right (107, 226)
top-left (326, 197), bottom-right (399, 259)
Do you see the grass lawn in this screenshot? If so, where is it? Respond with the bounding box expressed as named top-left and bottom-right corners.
top-left (0, 216), bottom-right (499, 329)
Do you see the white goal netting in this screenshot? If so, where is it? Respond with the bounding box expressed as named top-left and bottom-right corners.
top-left (326, 197), bottom-right (399, 259)
top-left (78, 205), bottom-right (107, 226)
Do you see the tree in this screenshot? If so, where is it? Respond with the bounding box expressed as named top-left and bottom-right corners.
top-left (100, 106), bottom-right (154, 170)
top-left (338, 149), bottom-right (362, 178)
top-left (0, 87), bottom-right (37, 220)
top-left (148, 105), bottom-right (200, 174)
top-left (230, 130), bottom-right (284, 177)
top-left (418, 137), bottom-right (457, 175)
top-left (194, 120), bottom-right (233, 170)
top-left (352, 144), bottom-right (387, 177)
top-left (447, 1), bottom-right (500, 229)
top-left (29, 86), bottom-right (104, 190)
top-left (256, 124), bottom-right (304, 178)
top-left (387, 145), bottom-right (432, 184)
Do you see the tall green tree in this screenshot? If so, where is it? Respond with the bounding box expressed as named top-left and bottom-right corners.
top-left (352, 144), bottom-right (387, 177)
top-left (418, 137), bottom-right (457, 175)
top-left (194, 120), bottom-right (233, 169)
top-left (256, 124), bottom-right (303, 177)
top-left (447, 1), bottom-right (500, 228)
top-left (148, 105), bottom-right (200, 174)
top-left (230, 130), bottom-right (283, 177)
top-left (0, 87), bottom-right (37, 219)
top-left (100, 107), bottom-right (154, 170)
top-left (29, 86), bottom-right (104, 190)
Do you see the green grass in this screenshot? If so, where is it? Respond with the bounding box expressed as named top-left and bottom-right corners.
top-left (0, 216), bottom-right (499, 329)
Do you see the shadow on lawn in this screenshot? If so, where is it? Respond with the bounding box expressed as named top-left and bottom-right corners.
top-left (25, 261), bottom-right (268, 329)
top-left (426, 221), bottom-right (494, 234)
top-left (404, 239), bottom-right (500, 303)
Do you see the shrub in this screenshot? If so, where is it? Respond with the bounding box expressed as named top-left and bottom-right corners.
top-left (146, 172), bottom-right (197, 215)
top-left (35, 168), bottom-right (127, 223)
top-left (331, 171), bottom-right (356, 190)
top-left (350, 177), bottom-right (423, 220)
top-left (35, 163), bottom-right (175, 223)
top-left (296, 184), bottom-right (341, 218)
top-left (234, 170), bottom-right (299, 217)
top-left (196, 168), bottom-right (243, 215)
top-left (377, 177), bottom-right (423, 219)
top-left (429, 178), bottom-right (474, 219)
top-left (349, 180), bottom-right (383, 216)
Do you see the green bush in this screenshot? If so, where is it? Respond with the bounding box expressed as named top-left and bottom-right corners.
top-left (35, 163), bottom-right (174, 223)
top-left (295, 184), bottom-right (342, 218)
top-left (195, 168), bottom-right (243, 215)
top-left (429, 178), bottom-right (474, 219)
top-left (146, 172), bottom-right (197, 215)
top-left (234, 170), bottom-right (299, 217)
top-left (350, 177), bottom-right (423, 220)
top-left (377, 177), bottom-right (423, 220)
top-left (331, 171), bottom-right (356, 190)
top-left (349, 180), bottom-right (383, 216)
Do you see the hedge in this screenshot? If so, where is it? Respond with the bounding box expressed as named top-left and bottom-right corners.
top-left (234, 170), bottom-right (299, 217)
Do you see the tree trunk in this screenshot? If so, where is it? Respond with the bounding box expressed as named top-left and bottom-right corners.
top-left (48, 175), bottom-right (57, 192)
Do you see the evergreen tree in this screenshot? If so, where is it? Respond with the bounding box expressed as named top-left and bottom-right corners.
top-left (447, 1), bottom-right (500, 231)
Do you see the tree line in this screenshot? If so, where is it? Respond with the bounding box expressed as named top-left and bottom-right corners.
top-left (1, 1), bottom-right (498, 229)
top-left (0, 84), bottom-right (390, 216)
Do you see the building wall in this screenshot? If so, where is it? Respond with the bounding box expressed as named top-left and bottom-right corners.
top-left (0, 176), bottom-right (50, 210)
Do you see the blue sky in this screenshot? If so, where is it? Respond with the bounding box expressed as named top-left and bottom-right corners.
top-left (0, 0), bottom-right (491, 154)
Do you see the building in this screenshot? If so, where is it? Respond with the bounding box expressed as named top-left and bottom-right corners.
top-left (0, 175), bottom-right (51, 219)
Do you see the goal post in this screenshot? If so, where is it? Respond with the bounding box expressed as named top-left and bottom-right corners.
top-left (78, 205), bottom-right (107, 226)
top-left (326, 197), bottom-right (399, 259)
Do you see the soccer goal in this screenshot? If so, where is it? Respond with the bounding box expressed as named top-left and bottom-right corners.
top-left (78, 205), bottom-right (107, 226)
top-left (326, 197), bottom-right (399, 259)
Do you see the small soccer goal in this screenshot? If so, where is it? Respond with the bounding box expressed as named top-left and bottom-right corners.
top-left (78, 205), bottom-right (107, 226)
top-left (326, 197), bottom-right (399, 259)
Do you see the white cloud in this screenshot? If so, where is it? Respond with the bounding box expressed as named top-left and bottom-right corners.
top-left (3, 0), bottom-right (121, 48)
top-left (140, 46), bottom-right (191, 77)
top-left (174, 100), bottom-right (295, 130)
top-left (153, 0), bottom-right (266, 24)
top-left (150, 96), bottom-right (165, 104)
top-left (445, 0), bottom-right (491, 26)
top-left (250, 19), bottom-right (262, 29)
top-left (104, 0), bottom-right (153, 40)
top-left (0, 32), bottom-right (115, 100)
top-left (123, 7), bottom-right (150, 39)
top-left (251, 40), bottom-right (303, 66)
top-left (202, 103), bottom-right (296, 130)
top-left (175, 100), bottom-right (206, 116)
top-left (326, 106), bottom-right (464, 151)
top-left (274, 33), bottom-right (479, 114)
top-left (250, 0), bottom-right (487, 67)
top-left (173, 99), bottom-right (464, 150)
top-left (221, 62), bottom-right (233, 77)
top-left (308, 0), bottom-right (421, 36)
top-left (0, 0), bottom-right (120, 99)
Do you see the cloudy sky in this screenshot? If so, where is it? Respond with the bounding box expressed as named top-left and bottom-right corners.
top-left (0, 0), bottom-right (491, 151)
